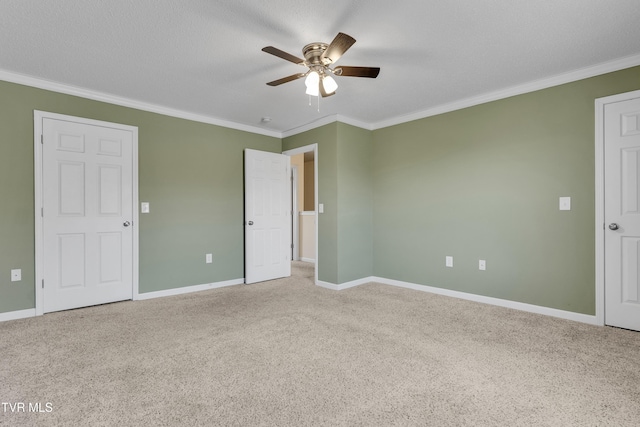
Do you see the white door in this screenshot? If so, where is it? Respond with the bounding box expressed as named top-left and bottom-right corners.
top-left (604, 96), bottom-right (640, 331)
top-left (244, 149), bottom-right (291, 284)
top-left (42, 117), bottom-right (134, 313)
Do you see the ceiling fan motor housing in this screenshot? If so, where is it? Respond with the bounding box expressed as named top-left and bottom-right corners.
top-left (303, 43), bottom-right (331, 66)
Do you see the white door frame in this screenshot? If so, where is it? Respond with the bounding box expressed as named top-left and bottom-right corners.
top-left (283, 143), bottom-right (318, 285)
top-left (595, 89), bottom-right (640, 326)
top-left (34, 110), bottom-right (139, 316)
top-left (291, 165), bottom-right (300, 261)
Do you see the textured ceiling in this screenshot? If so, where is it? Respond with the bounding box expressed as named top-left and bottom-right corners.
top-left (1, 0), bottom-right (640, 136)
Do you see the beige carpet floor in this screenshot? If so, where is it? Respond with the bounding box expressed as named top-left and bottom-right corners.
top-left (1, 261), bottom-right (640, 426)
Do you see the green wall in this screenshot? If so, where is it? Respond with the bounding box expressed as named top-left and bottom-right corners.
top-left (282, 122), bottom-right (373, 284)
top-left (372, 66), bottom-right (640, 315)
top-left (0, 80), bottom-right (280, 314)
top-left (2, 65), bottom-right (639, 317)
top-left (283, 123), bottom-right (339, 283)
top-left (336, 123), bottom-right (373, 283)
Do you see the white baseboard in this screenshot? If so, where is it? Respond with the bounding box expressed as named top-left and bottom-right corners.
top-left (316, 276), bottom-right (375, 291)
top-left (370, 277), bottom-right (599, 326)
top-left (314, 275), bottom-right (598, 325)
top-left (300, 257), bottom-right (315, 263)
top-left (0, 308), bottom-right (36, 323)
top-left (1, 277), bottom-right (599, 326)
top-left (135, 278), bottom-right (244, 301)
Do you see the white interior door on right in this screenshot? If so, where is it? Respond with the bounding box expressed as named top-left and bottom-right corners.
top-left (604, 96), bottom-right (640, 331)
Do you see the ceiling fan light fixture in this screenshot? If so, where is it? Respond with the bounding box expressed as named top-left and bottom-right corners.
top-left (305, 71), bottom-right (320, 96)
top-left (305, 84), bottom-right (319, 97)
top-left (262, 32), bottom-right (380, 99)
top-left (322, 75), bottom-right (338, 94)
top-left (305, 71), bottom-right (319, 87)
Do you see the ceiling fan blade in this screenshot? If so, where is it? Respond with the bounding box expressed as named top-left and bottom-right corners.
top-left (262, 46), bottom-right (305, 65)
top-left (266, 73), bottom-right (306, 86)
top-left (322, 32), bottom-right (356, 64)
top-left (334, 66), bottom-right (380, 78)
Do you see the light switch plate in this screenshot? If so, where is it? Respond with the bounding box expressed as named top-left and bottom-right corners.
top-left (11, 269), bottom-right (21, 282)
top-left (479, 260), bottom-right (486, 271)
top-left (206, 253), bottom-right (213, 264)
top-left (445, 256), bottom-right (453, 267)
top-left (559, 197), bottom-right (571, 211)
top-left (318, 203), bottom-right (324, 214)
top-left (141, 202), bottom-right (150, 213)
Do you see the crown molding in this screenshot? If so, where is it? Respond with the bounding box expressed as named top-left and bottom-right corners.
top-left (0, 68), bottom-right (282, 138)
top-left (281, 114), bottom-right (374, 138)
top-left (370, 53), bottom-right (640, 130)
top-left (3, 52), bottom-right (640, 140)
top-left (336, 114), bottom-right (373, 131)
top-left (281, 114), bottom-right (339, 138)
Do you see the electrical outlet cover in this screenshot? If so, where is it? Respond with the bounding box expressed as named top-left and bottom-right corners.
top-left (559, 197), bottom-right (571, 211)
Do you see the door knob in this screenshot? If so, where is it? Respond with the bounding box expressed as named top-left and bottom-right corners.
top-left (123, 221), bottom-right (131, 227)
top-left (609, 223), bottom-right (619, 230)
top-left (248, 221), bottom-right (254, 226)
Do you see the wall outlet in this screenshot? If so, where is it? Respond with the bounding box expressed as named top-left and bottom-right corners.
top-left (445, 256), bottom-right (453, 267)
top-left (559, 197), bottom-right (571, 211)
top-left (318, 203), bottom-right (324, 214)
top-left (479, 260), bottom-right (486, 271)
top-left (11, 269), bottom-right (21, 282)
top-left (206, 253), bottom-right (213, 264)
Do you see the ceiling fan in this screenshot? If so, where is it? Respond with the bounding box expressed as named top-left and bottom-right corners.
top-left (262, 32), bottom-right (380, 97)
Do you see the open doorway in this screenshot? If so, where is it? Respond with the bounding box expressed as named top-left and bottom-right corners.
top-left (283, 144), bottom-right (318, 283)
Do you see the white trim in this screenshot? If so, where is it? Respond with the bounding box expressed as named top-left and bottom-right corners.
top-left (595, 96), bottom-right (605, 326)
top-left (0, 308), bottom-right (36, 323)
top-left (281, 55), bottom-right (640, 136)
top-left (594, 89), bottom-right (640, 327)
top-left (131, 125), bottom-right (140, 302)
top-left (135, 278), bottom-right (244, 301)
top-left (282, 115), bottom-right (338, 138)
top-left (5, 54), bottom-right (640, 139)
top-left (336, 114), bottom-right (373, 131)
top-left (283, 143), bottom-right (319, 285)
top-left (281, 114), bottom-right (373, 138)
top-left (34, 113), bottom-right (44, 316)
top-left (371, 54), bottom-right (640, 130)
top-left (371, 277), bottom-right (599, 325)
top-left (313, 145), bottom-right (318, 286)
top-left (315, 281), bottom-right (340, 291)
top-left (316, 277), bottom-right (372, 291)
top-left (312, 274), bottom-right (600, 325)
top-left (1, 68), bottom-right (280, 138)
top-left (34, 111), bottom-right (139, 316)
top-left (282, 144), bottom-right (317, 157)
top-left (300, 257), bottom-right (315, 263)
top-left (291, 165), bottom-right (299, 261)
top-left (300, 211), bottom-right (315, 216)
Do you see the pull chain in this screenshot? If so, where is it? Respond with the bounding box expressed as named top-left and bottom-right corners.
top-left (307, 94), bottom-right (321, 112)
